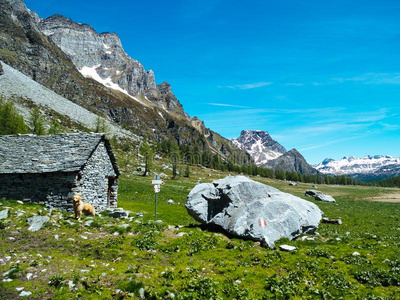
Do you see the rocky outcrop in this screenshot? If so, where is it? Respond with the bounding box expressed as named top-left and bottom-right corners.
top-left (186, 176), bottom-right (323, 247)
top-left (232, 130), bottom-right (286, 165)
top-left (0, 61), bottom-right (3, 75)
top-left (265, 149), bottom-right (319, 175)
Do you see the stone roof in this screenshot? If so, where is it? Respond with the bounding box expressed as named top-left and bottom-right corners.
top-left (0, 133), bottom-right (119, 175)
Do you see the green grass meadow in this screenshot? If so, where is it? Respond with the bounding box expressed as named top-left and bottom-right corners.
top-left (1, 167), bottom-right (399, 299)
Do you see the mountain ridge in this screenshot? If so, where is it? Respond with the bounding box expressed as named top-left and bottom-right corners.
top-left (315, 155), bottom-right (400, 181)
top-left (265, 148), bottom-right (320, 175)
top-left (0, 0), bottom-right (244, 159)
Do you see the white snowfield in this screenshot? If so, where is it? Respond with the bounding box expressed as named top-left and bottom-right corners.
top-left (315, 155), bottom-right (400, 175)
top-left (0, 61), bottom-right (137, 140)
top-left (79, 65), bottom-right (147, 106)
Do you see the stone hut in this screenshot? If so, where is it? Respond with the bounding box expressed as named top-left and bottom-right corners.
top-left (0, 133), bottom-right (119, 212)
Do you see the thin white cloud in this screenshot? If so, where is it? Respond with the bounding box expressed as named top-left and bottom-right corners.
top-left (378, 122), bottom-right (400, 131)
top-left (207, 103), bottom-right (251, 109)
top-left (219, 81), bottom-right (273, 90)
top-left (332, 73), bottom-right (400, 85)
top-left (312, 73), bottom-right (400, 86)
top-left (285, 82), bottom-right (304, 86)
top-left (298, 136), bottom-right (363, 152)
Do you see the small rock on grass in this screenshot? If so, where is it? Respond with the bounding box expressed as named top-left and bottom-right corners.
top-left (322, 217), bottom-right (342, 225)
top-left (139, 287), bottom-right (145, 299)
top-left (279, 245), bottom-right (297, 252)
top-left (17, 200), bottom-right (24, 204)
top-left (0, 209), bottom-right (9, 220)
top-left (20, 291), bottom-right (32, 297)
top-left (352, 251), bottom-right (360, 256)
top-left (68, 280), bottom-right (75, 290)
top-left (27, 216), bottom-right (50, 231)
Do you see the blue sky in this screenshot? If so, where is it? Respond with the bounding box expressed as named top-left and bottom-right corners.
top-left (25, 0), bottom-right (400, 164)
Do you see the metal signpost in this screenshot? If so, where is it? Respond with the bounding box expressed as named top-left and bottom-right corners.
top-left (150, 174), bottom-right (164, 221)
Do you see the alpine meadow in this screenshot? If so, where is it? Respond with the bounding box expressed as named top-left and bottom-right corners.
top-left (0, 0), bottom-right (400, 299)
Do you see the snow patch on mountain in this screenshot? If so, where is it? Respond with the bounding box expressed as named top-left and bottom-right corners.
top-left (79, 65), bottom-right (147, 106)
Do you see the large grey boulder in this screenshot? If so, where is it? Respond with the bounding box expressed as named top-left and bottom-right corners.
top-left (27, 216), bottom-right (50, 231)
top-left (315, 194), bottom-right (336, 203)
top-left (0, 208), bottom-right (9, 219)
top-left (186, 176), bottom-right (323, 247)
top-left (305, 190), bottom-right (336, 202)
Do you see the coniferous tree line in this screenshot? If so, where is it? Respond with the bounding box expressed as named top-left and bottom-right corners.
top-left (374, 176), bottom-right (400, 188)
top-left (2, 95), bottom-right (398, 188)
top-left (154, 139), bottom-right (388, 187)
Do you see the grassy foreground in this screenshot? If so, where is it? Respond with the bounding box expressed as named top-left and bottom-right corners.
top-left (0, 168), bottom-right (400, 299)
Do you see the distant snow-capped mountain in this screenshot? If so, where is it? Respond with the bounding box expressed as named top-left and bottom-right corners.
top-left (232, 130), bottom-right (287, 166)
top-left (315, 155), bottom-right (400, 181)
top-left (232, 130), bottom-right (319, 175)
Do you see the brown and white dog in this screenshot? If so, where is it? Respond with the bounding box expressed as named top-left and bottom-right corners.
top-left (72, 193), bottom-right (95, 220)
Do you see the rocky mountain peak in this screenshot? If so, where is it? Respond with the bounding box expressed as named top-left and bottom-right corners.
top-left (265, 148), bottom-right (319, 175)
top-left (232, 130), bottom-right (287, 166)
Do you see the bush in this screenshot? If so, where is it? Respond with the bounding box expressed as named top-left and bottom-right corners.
top-left (29, 107), bottom-right (46, 135)
top-left (0, 96), bottom-right (28, 135)
top-left (132, 232), bottom-right (158, 251)
top-left (48, 274), bottom-right (66, 288)
top-left (306, 248), bottom-right (332, 258)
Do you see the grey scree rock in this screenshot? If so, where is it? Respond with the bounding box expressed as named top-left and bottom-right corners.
top-left (27, 216), bottom-right (50, 231)
top-left (186, 176), bottom-right (323, 248)
top-left (0, 208), bottom-right (9, 219)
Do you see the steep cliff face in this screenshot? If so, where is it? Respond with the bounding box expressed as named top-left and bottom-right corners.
top-left (38, 14), bottom-right (185, 116)
top-left (38, 15), bottom-right (157, 95)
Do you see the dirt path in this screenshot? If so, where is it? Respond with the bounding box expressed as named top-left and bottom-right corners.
top-left (369, 193), bottom-right (400, 203)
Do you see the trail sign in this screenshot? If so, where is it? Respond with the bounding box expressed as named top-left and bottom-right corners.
top-left (258, 219), bottom-right (267, 227)
top-left (151, 180), bottom-right (164, 185)
top-left (151, 174), bottom-right (165, 221)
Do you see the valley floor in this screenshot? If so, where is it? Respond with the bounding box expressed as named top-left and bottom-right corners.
top-left (0, 167), bottom-right (399, 299)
